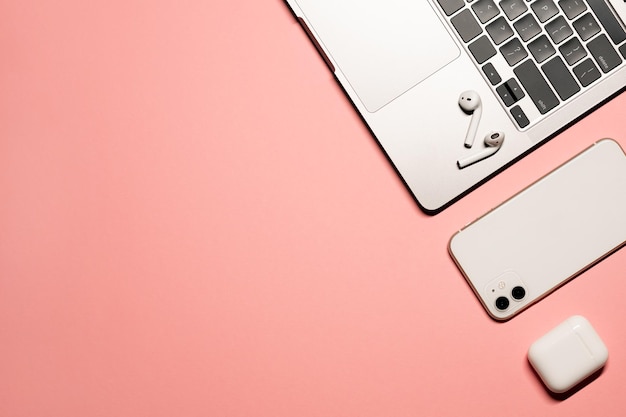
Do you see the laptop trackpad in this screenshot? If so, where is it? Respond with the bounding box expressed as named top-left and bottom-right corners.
top-left (296, 0), bottom-right (460, 112)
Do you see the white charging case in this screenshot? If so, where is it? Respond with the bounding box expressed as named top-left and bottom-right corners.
top-left (528, 315), bottom-right (608, 393)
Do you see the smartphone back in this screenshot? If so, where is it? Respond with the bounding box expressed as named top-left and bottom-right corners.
top-left (449, 139), bottom-right (626, 320)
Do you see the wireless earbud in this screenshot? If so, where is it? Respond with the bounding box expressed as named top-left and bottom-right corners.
top-left (458, 91), bottom-right (482, 148)
top-left (457, 131), bottom-right (505, 169)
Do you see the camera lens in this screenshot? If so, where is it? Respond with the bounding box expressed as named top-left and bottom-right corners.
top-left (511, 286), bottom-right (526, 300)
top-left (495, 296), bottom-right (509, 311)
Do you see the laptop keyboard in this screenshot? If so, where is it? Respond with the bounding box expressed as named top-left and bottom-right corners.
top-left (436, 0), bottom-right (626, 129)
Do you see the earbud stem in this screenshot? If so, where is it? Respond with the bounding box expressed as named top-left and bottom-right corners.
top-left (457, 147), bottom-right (498, 169)
top-left (464, 106), bottom-right (482, 148)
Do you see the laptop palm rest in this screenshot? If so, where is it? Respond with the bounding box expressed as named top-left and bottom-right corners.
top-left (295, 0), bottom-right (460, 112)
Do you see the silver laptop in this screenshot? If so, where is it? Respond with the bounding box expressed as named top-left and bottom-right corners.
top-left (284, 0), bottom-right (626, 213)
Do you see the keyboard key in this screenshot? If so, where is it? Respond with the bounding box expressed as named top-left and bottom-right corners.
top-left (587, 34), bottom-right (623, 73)
top-left (451, 9), bottom-right (483, 43)
top-left (587, 0), bottom-right (626, 44)
top-left (514, 13), bottom-right (542, 42)
top-left (542, 57), bottom-right (581, 100)
top-left (469, 36), bottom-right (497, 64)
top-left (529, 35), bottom-right (557, 63)
top-left (511, 105), bottom-right (530, 128)
top-left (559, 37), bottom-right (587, 65)
top-left (501, 38), bottom-right (528, 66)
top-left (507, 78), bottom-right (525, 101)
top-left (621, 44), bottom-right (626, 60)
top-left (500, 0), bottom-right (528, 21)
top-left (573, 13), bottom-right (601, 41)
top-left (546, 16), bottom-right (573, 44)
top-left (497, 83), bottom-right (516, 106)
top-left (437, 0), bottom-right (465, 16)
top-left (514, 60), bottom-right (560, 114)
top-left (559, 0), bottom-right (587, 20)
top-left (482, 63), bottom-right (502, 85)
top-left (497, 78), bottom-right (526, 107)
top-left (532, 0), bottom-right (559, 23)
top-left (487, 17), bottom-right (514, 45)
top-left (573, 58), bottom-right (601, 87)
top-left (472, 0), bottom-right (500, 24)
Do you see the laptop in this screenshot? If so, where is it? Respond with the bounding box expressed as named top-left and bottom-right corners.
top-left (284, 0), bottom-right (626, 213)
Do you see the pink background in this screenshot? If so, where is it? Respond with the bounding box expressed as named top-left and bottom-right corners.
top-left (1, 1), bottom-right (625, 416)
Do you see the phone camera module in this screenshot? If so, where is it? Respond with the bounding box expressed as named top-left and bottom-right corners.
top-left (495, 296), bottom-right (510, 311)
top-left (511, 286), bottom-right (526, 301)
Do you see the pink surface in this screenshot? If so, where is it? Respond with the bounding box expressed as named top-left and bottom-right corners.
top-left (1, 1), bottom-right (625, 416)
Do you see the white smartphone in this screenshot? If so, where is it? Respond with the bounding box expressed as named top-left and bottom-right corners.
top-left (449, 139), bottom-right (626, 321)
